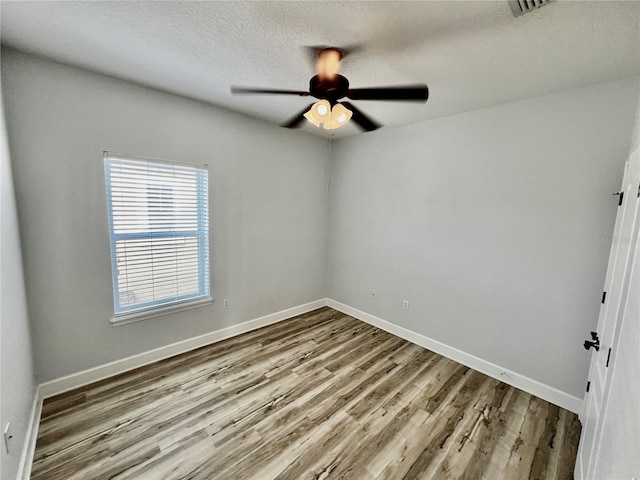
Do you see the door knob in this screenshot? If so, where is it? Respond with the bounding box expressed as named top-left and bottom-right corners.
top-left (583, 331), bottom-right (600, 351)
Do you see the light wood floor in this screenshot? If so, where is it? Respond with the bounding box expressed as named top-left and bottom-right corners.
top-left (32, 307), bottom-right (580, 479)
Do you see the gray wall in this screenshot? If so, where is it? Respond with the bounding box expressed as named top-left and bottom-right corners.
top-left (3, 46), bottom-right (638, 405)
top-left (327, 77), bottom-right (639, 399)
top-left (1, 83), bottom-right (36, 479)
top-left (2, 48), bottom-right (329, 383)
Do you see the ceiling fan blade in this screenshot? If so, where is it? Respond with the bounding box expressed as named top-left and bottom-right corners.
top-left (341, 102), bottom-right (381, 132)
top-left (282, 103), bottom-right (315, 129)
top-left (346, 85), bottom-right (429, 102)
top-left (231, 87), bottom-right (310, 96)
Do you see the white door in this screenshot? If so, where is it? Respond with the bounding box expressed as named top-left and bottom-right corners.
top-left (576, 147), bottom-right (640, 480)
top-left (591, 198), bottom-right (640, 480)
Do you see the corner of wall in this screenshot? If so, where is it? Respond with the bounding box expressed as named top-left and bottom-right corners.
top-left (1, 79), bottom-right (38, 480)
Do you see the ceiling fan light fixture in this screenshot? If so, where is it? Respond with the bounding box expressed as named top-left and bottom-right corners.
top-left (305, 101), bottom-right (353, 130)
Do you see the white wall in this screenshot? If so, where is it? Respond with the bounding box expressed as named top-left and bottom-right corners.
top-left (1, 48), bottom-right (329, 383)
top-left (327, 77), bottom-right (639, 399)
top-left (0, 82), bottom-right (36, 479)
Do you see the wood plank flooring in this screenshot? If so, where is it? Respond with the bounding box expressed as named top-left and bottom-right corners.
top-left (32, 307), bottom-right (581, 479)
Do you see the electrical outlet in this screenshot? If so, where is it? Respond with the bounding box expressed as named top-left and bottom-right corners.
top-left (3, 423), bottom-right (12, 454)
top-left (371, 290), bottom-right (376, 298)
top-left (223, 299), bottom-right (230, 309)
top-left (403, 300), bottom-right (409, 310)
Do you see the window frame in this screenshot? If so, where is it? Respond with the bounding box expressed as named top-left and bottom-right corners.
top-left (103, 152), bottom-right (212, 326)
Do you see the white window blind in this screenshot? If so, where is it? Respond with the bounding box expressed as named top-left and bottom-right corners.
top-left (104, 152), bottom-right (210, 317)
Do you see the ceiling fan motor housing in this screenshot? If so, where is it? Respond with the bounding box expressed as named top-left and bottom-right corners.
top-left (309, 74), bottom-right (349, 105)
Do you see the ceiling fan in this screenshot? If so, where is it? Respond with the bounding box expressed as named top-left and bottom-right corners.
top-left (231, 47), bottom-right (429, 132)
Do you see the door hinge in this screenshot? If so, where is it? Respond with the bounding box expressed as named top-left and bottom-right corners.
top-left (586, 381), bottom-right (591, 392)
top-left (606, 348), bottom-right (612, 367)
top-left (601, 291), bottom-right (606, 304)
top-left (612, 191), bottom-right (624, 206)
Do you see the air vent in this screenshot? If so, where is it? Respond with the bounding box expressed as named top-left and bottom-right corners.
top-left (510, 0), bottom-right (554, 17)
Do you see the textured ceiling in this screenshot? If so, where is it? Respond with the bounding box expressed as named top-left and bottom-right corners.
top-left (1, 1), bottom-right (639, 138)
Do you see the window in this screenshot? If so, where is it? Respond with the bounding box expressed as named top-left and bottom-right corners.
top-left (104, 152), bottom-right (210, 322)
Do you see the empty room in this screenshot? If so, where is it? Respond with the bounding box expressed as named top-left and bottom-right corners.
top-left (1, 1), bottom-right (639, 479)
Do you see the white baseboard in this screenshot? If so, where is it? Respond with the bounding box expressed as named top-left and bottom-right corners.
top-left (326, 298), bottom-right (583, 414)
top-left (16, 386), bottom-right (42, 480)
top-left (38, 299), bottom-right (327, 400)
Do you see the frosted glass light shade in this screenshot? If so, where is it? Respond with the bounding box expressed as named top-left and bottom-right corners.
top-left (304, 100), bottom-right (332, 126)
top-left (325, 104), bottom-right (353, 130)
top-left (303, 110), bottom-right (320, 127)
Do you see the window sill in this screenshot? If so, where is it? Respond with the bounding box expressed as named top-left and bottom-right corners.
top-left (110, 296), bottom-right (213, 326)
